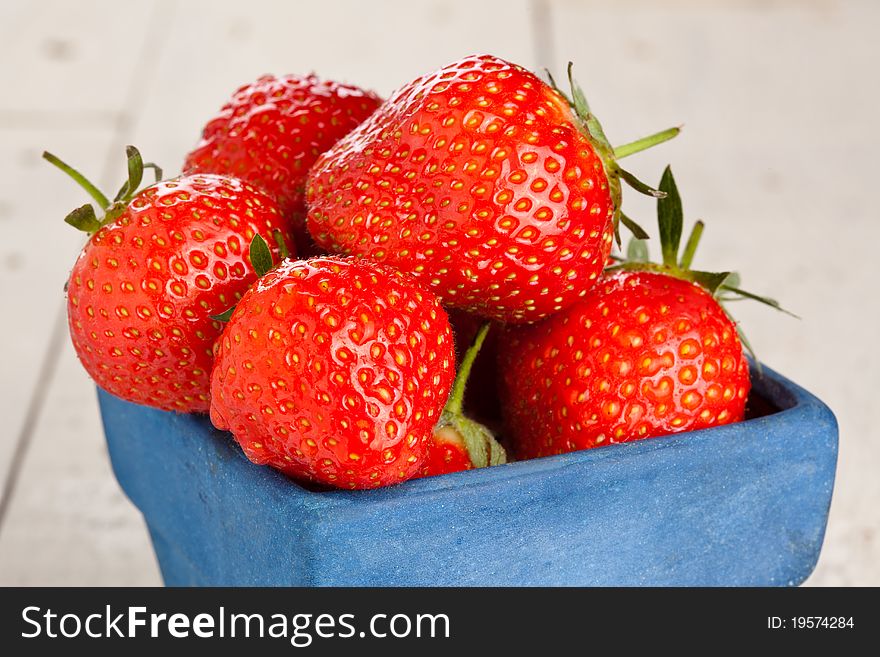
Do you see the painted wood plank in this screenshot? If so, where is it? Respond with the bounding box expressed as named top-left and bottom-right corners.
top-left (127, 0), bottom-right (538, 176)
top-left (0, 0), bottom-right (156, 115)
top-left (0, 127), bottom-right (118, 491)
top-left (0, 341), bottom-right (161, 585)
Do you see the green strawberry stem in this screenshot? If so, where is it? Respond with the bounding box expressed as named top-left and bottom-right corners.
top-left (42, 151), bottom-right (110, 209)
top-left (445, 322), bottom-right (490, 416)
top-left (44, 145), bottom-right (162, 235)
top-left (613, 126), bottom-right (681, 159)
top-left (437, 322), bottom-right (507, 468)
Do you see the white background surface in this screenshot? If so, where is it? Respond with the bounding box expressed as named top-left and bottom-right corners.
top-left (0, 0), bottom-right (877, 585)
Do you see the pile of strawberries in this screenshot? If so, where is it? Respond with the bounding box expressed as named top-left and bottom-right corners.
top-left (51, 55), bottom-right (785, 490)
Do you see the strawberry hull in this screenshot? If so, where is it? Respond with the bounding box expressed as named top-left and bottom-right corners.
top-left (98, 363), bottom-right (837, 586)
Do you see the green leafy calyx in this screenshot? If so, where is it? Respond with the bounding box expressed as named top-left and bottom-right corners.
top-left (44, 145), bottom-right (163, 236)
top-left (608, 165), bottom-right (797, 367)
top-left (547, 63), bottom-right (681, 247)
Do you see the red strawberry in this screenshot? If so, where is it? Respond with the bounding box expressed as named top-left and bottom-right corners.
top-left (420, 323), bottom-right (506, 478)
top-left (307, 54), bottom-right (676, 323)
top-left (50, 146), bottom-right (292, 413)
top-left (209, 251), bottom-right (455, 489)
top-left (499, 167), bottom-right (789, 458)
top-left (184, 74), bottom-right (381, 252)
top-left (421, 427), bottom-right (475, 476)
top-left (500, 270), bottom-right (750, 457)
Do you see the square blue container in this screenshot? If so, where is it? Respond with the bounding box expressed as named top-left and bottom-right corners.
top-left (99, 363), bottom-right (837, 586)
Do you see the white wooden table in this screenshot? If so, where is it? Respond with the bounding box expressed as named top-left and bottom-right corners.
top-left (1, 0), bottom-right (877, 585)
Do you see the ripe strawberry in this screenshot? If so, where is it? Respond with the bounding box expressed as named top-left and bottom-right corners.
top-left (209, 251), bottom-right (455, 489)
top-left (499, 166), bottom-right (789, 458)
top-left (184, 74), bottom-right (381, 251)
top-left (49, 146), bottom-right (292, 413)
top-left (500, 270), bottom-right (750, 457)
top-left (420, 323), bottom-right (506, 478)
top-left (421, 427), bottom-right (475, 476)
top-left (307, 54), bottom-right (676, 323)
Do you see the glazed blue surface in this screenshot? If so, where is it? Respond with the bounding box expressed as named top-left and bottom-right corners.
top-left (99, 364), bottom-right (837, 586)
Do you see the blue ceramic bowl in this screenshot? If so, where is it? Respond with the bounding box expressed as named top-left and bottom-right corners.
top-left (99, 363), bottom-right (837, 586)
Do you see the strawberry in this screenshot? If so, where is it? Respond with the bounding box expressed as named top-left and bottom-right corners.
top-left (499, 167), bottom-right (790, 458)
top-left (49, 146), bottom-right (292, 413)
top-left (420, 323), bottom-right (506, 478)
top-left (184, 74), bottom-right (382, 252)
top-left (307, 54), bottom-right (677, 323)
top-left (209, 247), bottom-right (456, 489)
top-left (421, 428), bottom-right (476, 476)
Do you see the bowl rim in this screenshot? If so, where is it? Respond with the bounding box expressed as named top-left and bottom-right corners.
top-left (100, 360), bottom-right (836, 510)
